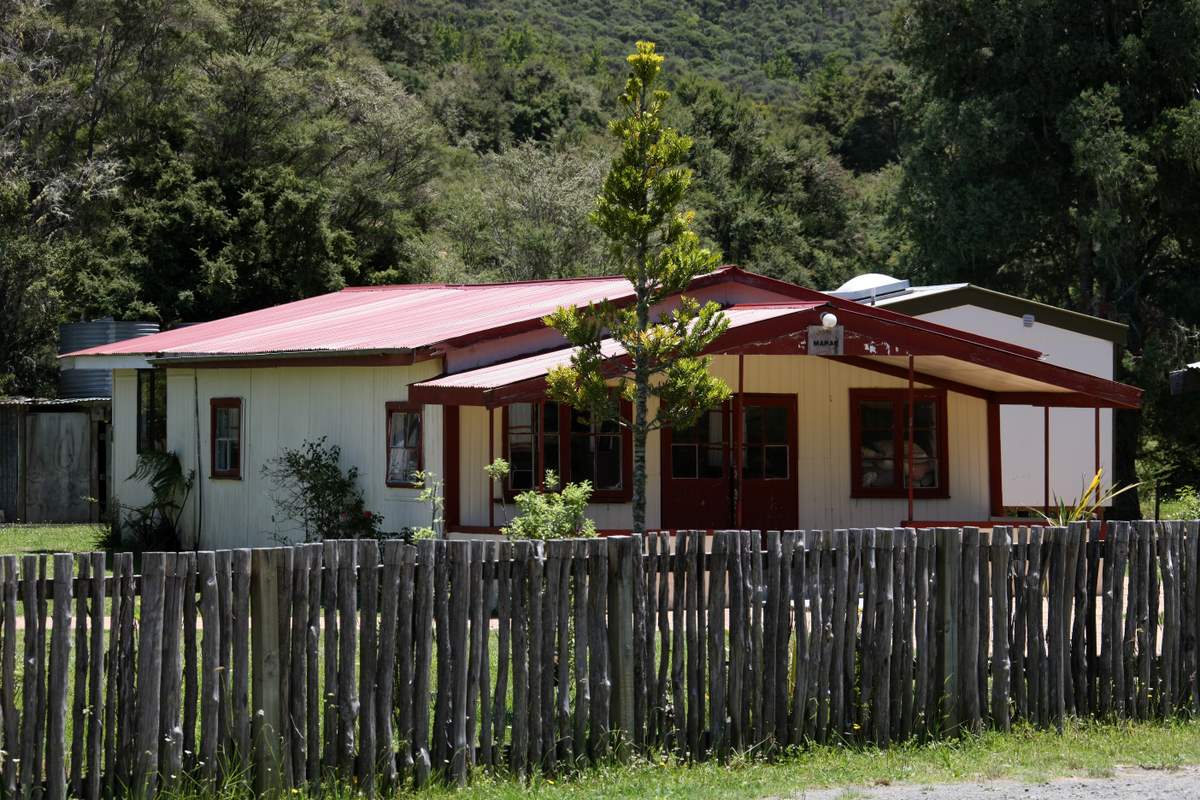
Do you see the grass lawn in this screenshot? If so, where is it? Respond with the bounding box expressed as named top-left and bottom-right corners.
top-left (410, 719), bottom-right (1200, 800)
top-left (155, 718), bottom-right (1200, 800)
top-left (0, 523), bottom-right (107, 555)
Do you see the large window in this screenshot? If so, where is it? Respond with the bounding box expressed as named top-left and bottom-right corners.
top-left (569, 412), bottom-right (623, 491)
top-left (210, 398), bottom-right (242, 479)
top-left (502, 401), bottom-right (631, 501)
top-left (385, 402), bottom-right (422, 487)
top-left (849, 389), bottom-right (948, 498)
top-left (136, 369), bottom-right (167, 454)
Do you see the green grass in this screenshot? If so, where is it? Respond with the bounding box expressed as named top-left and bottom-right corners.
top-left (0, 523), bottom-right (106, 555)
top-left (153, 718), bottom-right (1200, 800)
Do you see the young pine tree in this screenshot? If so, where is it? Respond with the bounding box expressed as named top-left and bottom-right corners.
top-left (544, 41), bottom-right (730, 534)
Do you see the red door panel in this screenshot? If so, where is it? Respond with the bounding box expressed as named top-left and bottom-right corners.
top-left (738, 394), bottom-right (799, 532)
top-left (660, 403), bottom-right (734, 530)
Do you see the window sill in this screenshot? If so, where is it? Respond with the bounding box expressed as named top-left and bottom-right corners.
top-left (385, 481), bottom-right (420, 489)
top-left (210, 473), bottom-right (242, 481)
top-left (494, 493), bottom-right (632, 504)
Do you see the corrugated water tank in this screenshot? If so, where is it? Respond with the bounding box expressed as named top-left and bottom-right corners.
top-left (58, 319), bottom-right (159, 398)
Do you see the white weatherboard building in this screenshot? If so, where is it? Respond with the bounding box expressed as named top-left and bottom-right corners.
top-left (61, 267), bottom-right (1140, 550)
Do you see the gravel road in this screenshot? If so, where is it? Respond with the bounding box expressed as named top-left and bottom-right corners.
top-left (795, 766), bottom-right (1200, 800)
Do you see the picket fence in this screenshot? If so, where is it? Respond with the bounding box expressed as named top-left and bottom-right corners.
top-left (0, 521), bottom-right (1198, 799)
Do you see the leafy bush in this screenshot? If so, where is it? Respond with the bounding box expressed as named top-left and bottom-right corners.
top-left (262, 438), bottom-right (383, 542)
top-left (504, 470), bottom-right (596, 540)
top-left (1164, 486), bottom-right (1200, 520)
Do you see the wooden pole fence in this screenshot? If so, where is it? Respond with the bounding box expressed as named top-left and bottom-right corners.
top-left (1, 522), bottom-right (1198, 796)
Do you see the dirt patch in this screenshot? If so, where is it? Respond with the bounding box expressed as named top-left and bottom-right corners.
top-left (796, 766), bottom-right (1200, 800)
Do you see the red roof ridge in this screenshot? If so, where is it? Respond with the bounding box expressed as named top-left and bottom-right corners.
top-left (726, 300), bottom-right (830, 310)
top-left (340, 265), bottom-right (742, 292)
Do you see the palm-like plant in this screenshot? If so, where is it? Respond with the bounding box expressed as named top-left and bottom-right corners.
top-left (1029, 468), bottom-right (1138, 526)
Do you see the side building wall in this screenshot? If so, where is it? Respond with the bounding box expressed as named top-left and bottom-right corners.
top-left (115, 362), bottom-right (445, 550)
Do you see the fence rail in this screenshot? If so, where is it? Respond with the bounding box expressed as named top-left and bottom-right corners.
top-left (1, 521), bottom-right (1198, 798)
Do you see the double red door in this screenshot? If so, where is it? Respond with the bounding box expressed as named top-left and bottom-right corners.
top-left (660, 394), bottom-right (798, 532)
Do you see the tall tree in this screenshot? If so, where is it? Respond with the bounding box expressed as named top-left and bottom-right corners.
top-left (544, 41), bottom-right (730, 534)
top-left (896, 0), bottom-right (1200, 513)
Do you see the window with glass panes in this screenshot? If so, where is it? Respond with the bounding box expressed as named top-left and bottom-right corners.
top-left (569, 411), bottom-right (623, 491)
top-left (210, 398), bottom-right (242, 479)
top-left (849, 389), bottom-right (948, 498)
top-left (386, 403), bottom-right (422, 486)
top-left (669, 408), bottom-right (727, 479)
top-left (741, 403), bottom-right (790, 479)
top-left (503, 401), bottom-right (631, 500)
top-left (504, 401), bottom-right (561, 491)
top-left (136, 369), bottom-right (167, 454)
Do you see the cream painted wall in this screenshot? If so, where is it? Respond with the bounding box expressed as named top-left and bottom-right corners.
top-left (914, 305), bottom-right (1114, 507)
top-left (454, 354), bottom-right (991, 532)
top-left (142, 361), bottom-right (445, 550)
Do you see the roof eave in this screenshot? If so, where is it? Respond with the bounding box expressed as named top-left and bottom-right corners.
top-left (879, 284), bottom-right (1129, 345)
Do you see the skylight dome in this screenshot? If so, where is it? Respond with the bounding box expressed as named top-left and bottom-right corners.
top-left (829, 273), bottom-right (911, 303)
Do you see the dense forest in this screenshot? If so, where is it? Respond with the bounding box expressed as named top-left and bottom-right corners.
top-left (4, 0), bottom-right (1200, 513)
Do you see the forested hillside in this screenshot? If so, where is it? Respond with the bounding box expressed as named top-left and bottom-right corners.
top-left (4, 0), bottom-right (1200, 508)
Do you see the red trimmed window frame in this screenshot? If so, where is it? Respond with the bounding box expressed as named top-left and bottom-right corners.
top-left (385, 401), bottom-right (423, 488)
top-left (849, 388), bottom-right (950, 499)
top-left (501, 399), bottom-right (633, 503)
top-left (209, 397), bottom-right (243, 480)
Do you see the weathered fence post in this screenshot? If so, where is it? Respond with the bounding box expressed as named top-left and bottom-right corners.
top-left (47, 553), bottom-right (73, 800)
top-left (134, 553), bottom-right (166, 800)
top-left (607, 535), bottom-right (636, 762)
top-left (251, 548), bottom-right (284, 797)
top-left (990, 527), bottom-right (1011, 731)
top-left (936, 528), bottom-right (961, 736)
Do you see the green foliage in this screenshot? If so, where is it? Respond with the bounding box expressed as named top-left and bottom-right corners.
top-left (262, 438), bottom-right (384, 542)
top-left (1161, 486), bottom-right (1200, 521)
top-left (410, 142), bottom-right (608, 283)
top-left (1028, 469), bottom-right (1140, 527)
top-left (503, 471), bottom-right (597, 540)
top-left (545, 42), bottom-right (731, 534)
top-left (119, 451), bottom-right (196, 551)
top-left (410, 470), bottom-right (445, 540)
top-left (896, 0), bottom-right (1200, 514)
top-left (4, 0), bottom-right (903, 399)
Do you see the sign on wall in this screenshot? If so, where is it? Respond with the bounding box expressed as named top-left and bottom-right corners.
top-left (807, 325), bottom-right (844, 356)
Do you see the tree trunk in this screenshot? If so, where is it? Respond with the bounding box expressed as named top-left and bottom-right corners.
top-left (1111, 406), bottom-right (1142, 520)
top-left (632, 298), bottom-right (650, 535)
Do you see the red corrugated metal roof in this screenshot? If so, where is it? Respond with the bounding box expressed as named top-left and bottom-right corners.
top-left (410, 301), bottom-right (1143, 409)
top-left (61, 274), bottom-right (640, 359)
top-left (410, 305), bottom-right (822, 405)
top-left (60, 266), bottom-right (1052, 364)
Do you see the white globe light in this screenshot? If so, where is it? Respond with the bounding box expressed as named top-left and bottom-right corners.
top-left (821, 312), bottom-right (838, 329)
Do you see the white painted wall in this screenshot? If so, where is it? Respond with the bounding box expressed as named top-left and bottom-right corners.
top-left (112, 362), bottom-right (445, 549)
top-left (915, 305), bottom-right (1114, 507)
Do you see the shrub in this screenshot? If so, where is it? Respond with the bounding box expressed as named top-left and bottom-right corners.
top-left (1166, 486), bottom-right (1200, 520)
top-left (262, 437), bottom-right (383, 542)
top-left (503, 470), bottom-right (597, 540)
top-left (111, 450), bottom-right (195, 551)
